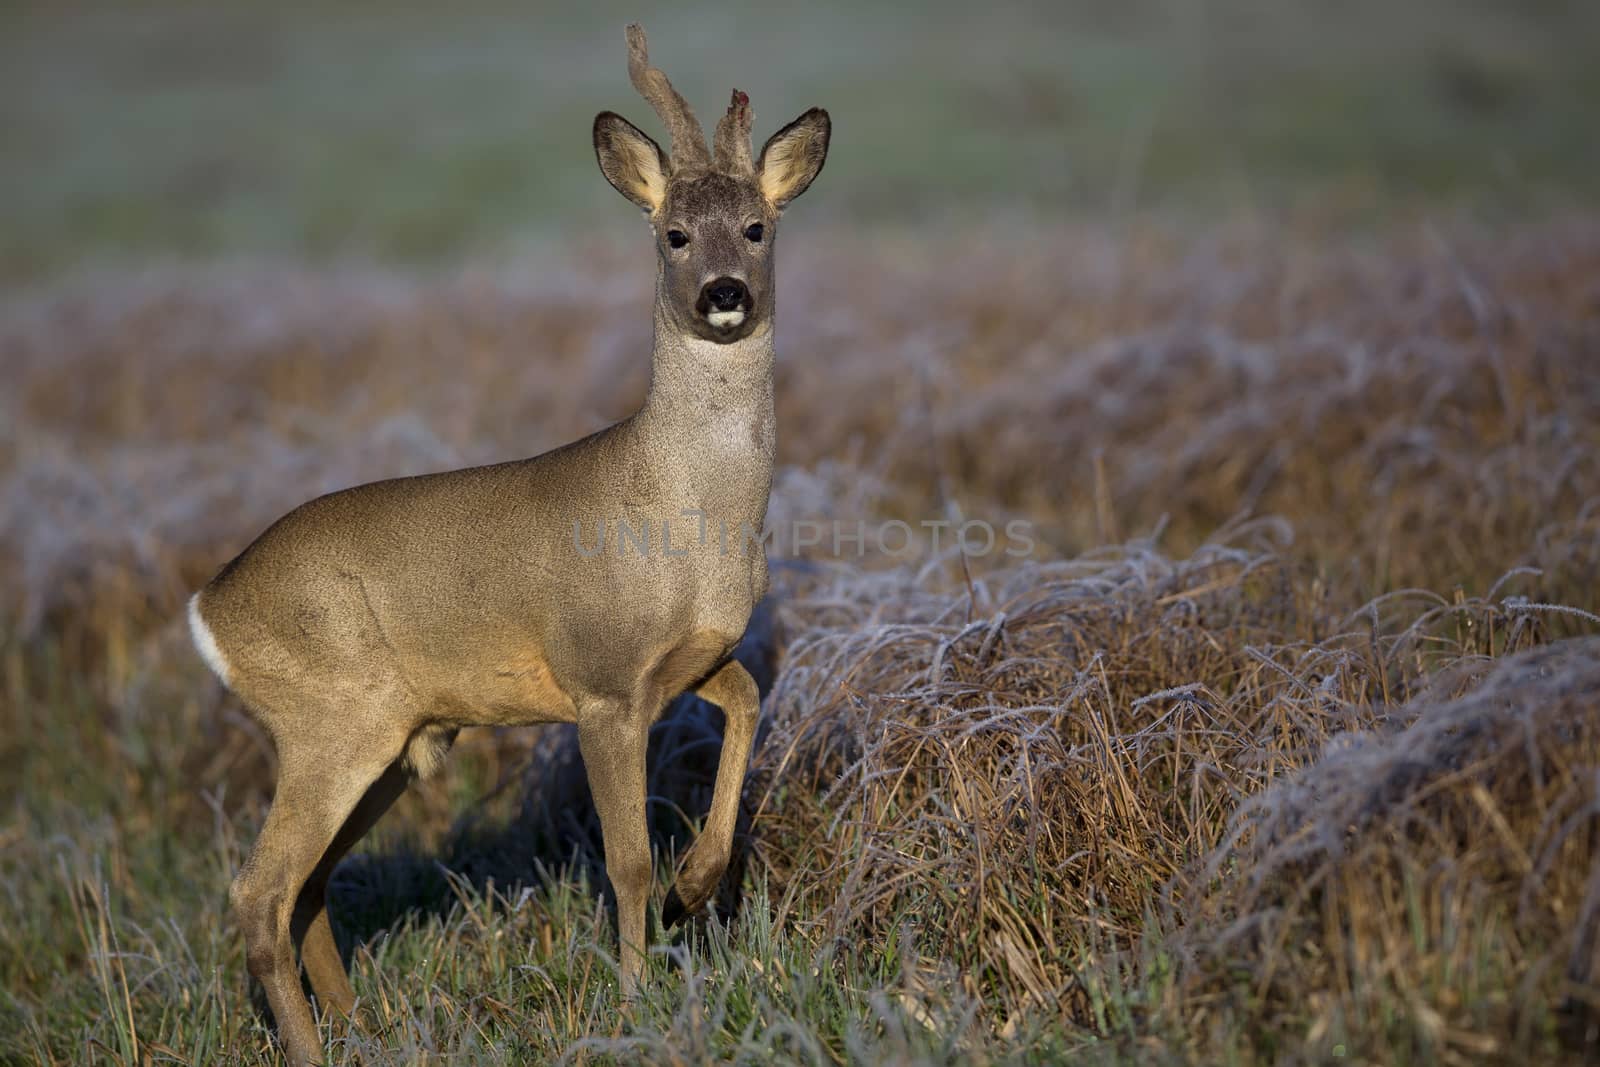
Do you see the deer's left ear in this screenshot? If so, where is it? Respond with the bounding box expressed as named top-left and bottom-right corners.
top-left (758, 108), bottom-right (830, 209)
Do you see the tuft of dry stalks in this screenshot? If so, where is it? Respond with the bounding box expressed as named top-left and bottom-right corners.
top-left (737, 522), bottom-right (1599, 1056)
top-left (1186, 637), bottom-right (1600, 1059)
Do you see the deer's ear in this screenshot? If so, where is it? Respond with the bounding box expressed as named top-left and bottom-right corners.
top-left (758, 108), bottom-right (830, 209)
top-left (594, 112), bottom-right (669, 213)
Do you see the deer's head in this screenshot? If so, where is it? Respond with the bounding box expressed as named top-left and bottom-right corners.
top-left (594, 25), bottom-right (830, 344)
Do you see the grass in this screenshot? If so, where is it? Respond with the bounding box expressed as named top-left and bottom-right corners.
top-left (3, 216), bottom-right (1600, 1063)
top-left (4, 0), bottom-right (1600, 278)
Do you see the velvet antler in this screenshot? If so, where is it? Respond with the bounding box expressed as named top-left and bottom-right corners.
top-left (713, 89), bottom-right (755, 175)
top-left (625, 24), bottom-right (710, 172)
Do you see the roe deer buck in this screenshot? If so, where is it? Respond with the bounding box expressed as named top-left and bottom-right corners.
top-left (188, 24), bottom-right (828, 1065)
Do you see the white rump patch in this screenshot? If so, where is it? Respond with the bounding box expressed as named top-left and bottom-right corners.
top-left (187, 592), bottom-right (232, 686)
top-left (707, 310), bottom-right (746, 328)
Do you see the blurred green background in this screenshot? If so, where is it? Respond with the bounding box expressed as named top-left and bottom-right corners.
top-left (4, 0), bottom-right (1597, 278)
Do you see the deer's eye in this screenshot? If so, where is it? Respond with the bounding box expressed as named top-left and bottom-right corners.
top-left (666, 230), bottom-right (689, 249)
top-left (744, 223), bottom-right (765, 243)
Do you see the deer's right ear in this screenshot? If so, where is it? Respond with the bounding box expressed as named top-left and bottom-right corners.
top-left (594, 112), bottom-right (669, 214)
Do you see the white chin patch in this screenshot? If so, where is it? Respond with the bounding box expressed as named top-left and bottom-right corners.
top-left (707, 310), bottom-right (746, 329)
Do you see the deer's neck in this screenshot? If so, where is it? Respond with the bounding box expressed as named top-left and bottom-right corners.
top-left (637, 301), bottom-right (776, 458)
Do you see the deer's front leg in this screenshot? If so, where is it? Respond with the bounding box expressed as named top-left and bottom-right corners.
top-left (662, 659), bottom-right (760, 927)
top-left (578, 708), bottom-right (653, 995)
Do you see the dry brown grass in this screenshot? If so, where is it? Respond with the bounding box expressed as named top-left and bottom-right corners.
top-left (1189, 637), bottom-right (1600, 1060)
top-left (3, 219), bottom-right (1599, 1063)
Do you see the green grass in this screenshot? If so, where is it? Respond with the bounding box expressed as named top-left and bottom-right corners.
top-left (4, 0), bottom-right (1599, 278)
top-left (0, 660), bottom-right (1101, 1066)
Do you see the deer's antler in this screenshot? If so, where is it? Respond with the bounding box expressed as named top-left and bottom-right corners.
top-left (625, 24), bottom-right (710, 172)
top-left (713, 89), bottom-right (754, 175)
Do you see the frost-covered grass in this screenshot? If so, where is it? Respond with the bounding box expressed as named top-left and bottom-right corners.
top-left (4, 220), bottom-right (1600, 1063)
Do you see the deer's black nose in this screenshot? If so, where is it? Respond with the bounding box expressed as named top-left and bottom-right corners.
top-left (702, 278), bottom-right (748, 312)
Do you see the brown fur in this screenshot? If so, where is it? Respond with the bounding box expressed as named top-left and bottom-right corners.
top-left (190, 24), bottom-right (828, 1067)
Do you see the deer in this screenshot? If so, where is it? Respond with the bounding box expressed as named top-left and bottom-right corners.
top-left (186, 24), bottom-right (828, 1065)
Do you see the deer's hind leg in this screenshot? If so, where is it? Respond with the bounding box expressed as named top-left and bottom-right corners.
top-left (291, 758), bottom-right (413, 1020)
top-left (230, 695), bottom-right (414, 1067)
